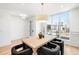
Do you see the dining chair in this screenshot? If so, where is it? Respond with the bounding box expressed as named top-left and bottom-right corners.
top-left (11, 42), bottom-right (33, 55)
top-left (37, 42), bottom-right (60, 55)
top-left (50, 38), bottom-right (64, 55)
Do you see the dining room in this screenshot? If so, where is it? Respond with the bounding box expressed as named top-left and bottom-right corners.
top-left (0, 3), bottom-right (79, 55)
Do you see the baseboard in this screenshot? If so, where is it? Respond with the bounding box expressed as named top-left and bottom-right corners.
top-left (0, 41), bottom-right (11, 47)
top-left (64, 40), bottom-right (79, 48)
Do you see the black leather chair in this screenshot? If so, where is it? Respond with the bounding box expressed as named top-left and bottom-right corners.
top-left (50, 38), bottom-right (64, 55)
top-left (37, 42), bottom-right (60, 55)
top-left (11, 42), bottom-right (33, 55)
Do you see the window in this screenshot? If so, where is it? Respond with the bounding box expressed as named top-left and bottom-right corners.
top-left (47, 12), bottom-right (69, 39)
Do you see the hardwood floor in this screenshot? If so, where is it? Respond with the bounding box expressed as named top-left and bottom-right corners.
top-left (64, 44), bottom-right (79, 55)
top-left (0, 39), bottom-right (22, 55)
top-left (0, 39), bottom-right (79, 55)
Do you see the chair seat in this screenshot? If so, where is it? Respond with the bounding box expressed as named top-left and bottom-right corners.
top-left (11, 43), bottom-right (33, 55)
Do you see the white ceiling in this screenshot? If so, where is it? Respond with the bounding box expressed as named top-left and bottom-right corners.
top-left (0, 3), bottom-right (79, 16)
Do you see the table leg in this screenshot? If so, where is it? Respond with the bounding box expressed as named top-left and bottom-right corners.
top-left (32, 48), bottom-right (37, 55)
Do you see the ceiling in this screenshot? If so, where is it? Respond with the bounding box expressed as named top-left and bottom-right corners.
top-left (0, 3), bottom-right (79, 16)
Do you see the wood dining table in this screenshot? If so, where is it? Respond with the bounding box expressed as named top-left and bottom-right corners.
top-left (22, 35), bottom-right (56, 55)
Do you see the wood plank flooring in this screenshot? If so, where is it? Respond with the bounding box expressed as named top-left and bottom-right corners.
top-left (0, 39), bottom-right (79, 55)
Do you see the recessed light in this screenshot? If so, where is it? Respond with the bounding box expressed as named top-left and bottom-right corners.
top-left (19, 13), bottom-right (28, 19)
top-left (60, 4), bottom-right (64, 8)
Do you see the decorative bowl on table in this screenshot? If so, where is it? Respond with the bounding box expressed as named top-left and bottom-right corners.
top-left (38, 32), bottom-right (44, 39)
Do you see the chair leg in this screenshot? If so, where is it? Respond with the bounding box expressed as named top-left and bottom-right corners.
top-left (61, 44), bottom-right (64, 55)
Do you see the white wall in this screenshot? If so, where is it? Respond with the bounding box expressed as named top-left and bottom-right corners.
top-left (36, 21), bottom-right (41, 35)
top-left (0, 10), bottom-right (27, 47)
top-left (68, 7), bottom-right (79, 47)
top-left (0, 10), bottom-right (11, 47)
top-left (10, 15), bottom-right (26, 40)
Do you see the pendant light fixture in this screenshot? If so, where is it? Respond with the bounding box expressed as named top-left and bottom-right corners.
top-left (36, 3), bottom-right (48, 22)
top-left (41, 3), bottom-right (44, 6)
